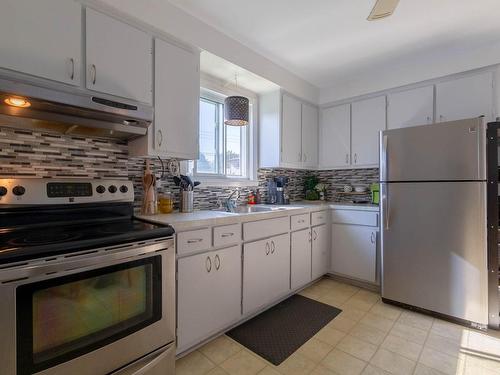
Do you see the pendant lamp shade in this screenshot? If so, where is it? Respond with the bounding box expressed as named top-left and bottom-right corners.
top-left (224, 96), bottom-right (249, 126)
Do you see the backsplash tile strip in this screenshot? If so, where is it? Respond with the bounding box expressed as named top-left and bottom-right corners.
top-left (0, 126), bottom-right (379, 210)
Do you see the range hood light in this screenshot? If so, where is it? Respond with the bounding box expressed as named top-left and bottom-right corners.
top-left (4, 96), bottom-right (31, 108)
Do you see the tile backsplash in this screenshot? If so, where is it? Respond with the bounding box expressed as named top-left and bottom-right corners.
top-left (0, 126), bottom-right (379, 210)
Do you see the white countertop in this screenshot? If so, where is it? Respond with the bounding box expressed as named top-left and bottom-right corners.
top-left (136, 202), bottom-right (379, 231)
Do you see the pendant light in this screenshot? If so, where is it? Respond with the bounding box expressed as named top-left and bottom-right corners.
top-left (224, 74), bottom-right (249, 126)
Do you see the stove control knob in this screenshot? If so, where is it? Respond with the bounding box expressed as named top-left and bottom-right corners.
top-left (12, 185), bottom-right (26, 196)
top-left (0, 186), bottom-right (7, 196)
top-left (96, 185), bottom-right (106, 194)
top-left (119, 185), bottom-right (128, 193)
top-left (108, 185), bottom-right (117, 194)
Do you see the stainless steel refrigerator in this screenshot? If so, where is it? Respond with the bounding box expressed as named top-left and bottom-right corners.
top-left (380, 117), bottom-right (489, 326)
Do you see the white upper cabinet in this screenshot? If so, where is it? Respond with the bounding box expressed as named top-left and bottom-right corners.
top-left (0, 0), bottom-right (82, 85)
top-left (436, 72), bottom-right (494, 123)
top-left (319, 104), bottom-right (351, 168)
top-left (351, 96), bottom-right (386, 167)
top-left (301, 103), bottom-right (319, 168)
top-left (281, 94), bottom-right (303, 165)
top-left (86, 8), bottom-right (152, 103)
top-left (387, 86), bottom-right (434, 129)
top-left (153, 39), bottom-right (200, 159)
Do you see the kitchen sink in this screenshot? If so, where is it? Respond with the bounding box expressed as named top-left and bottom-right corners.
top-left (218, 205), bottom-right (293, 214)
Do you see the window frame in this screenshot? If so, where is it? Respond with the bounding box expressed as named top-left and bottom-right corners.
top-left (188, 85), bottom-right (258, 186)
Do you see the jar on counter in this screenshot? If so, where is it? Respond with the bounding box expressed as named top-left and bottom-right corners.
top-left (158, 192), bottom-right (174, 214)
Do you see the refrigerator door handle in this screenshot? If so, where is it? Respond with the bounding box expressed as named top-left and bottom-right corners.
top-left (381, 134), bottom-right (388, 182)
top-left (381, 183), bottom-right (389, 230)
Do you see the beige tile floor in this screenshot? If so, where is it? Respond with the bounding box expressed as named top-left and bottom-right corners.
top-left (176, 278), bottom-right (500, 375)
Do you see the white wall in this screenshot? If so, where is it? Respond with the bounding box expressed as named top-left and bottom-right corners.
top-left (320, 40), bottom-right (500, 106)
top-left (83, 0), bottom-right (319, 104)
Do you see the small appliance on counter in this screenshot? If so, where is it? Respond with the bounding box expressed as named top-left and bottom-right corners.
top-left (267, 176), bottom-right (289, 205)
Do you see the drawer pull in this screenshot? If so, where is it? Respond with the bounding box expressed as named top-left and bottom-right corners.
top-left (265, 242), bottom-right (270, 255)
top-left (270, 240), bottom-right (275, 254)
top-left (214, 254), bottom-right (221, 270)
top-left (187, 238), bottom-right (203, 244)
top-left (206, 256), bottom-right (212, 273)
top-left (221, 233), bottom-right (234, 238)
top-left (313, 230), bottom-right (317, 240)
top-left (371, 232), bottom-right (376, 244)
top-left (297, 219), bottom-right (305, 223)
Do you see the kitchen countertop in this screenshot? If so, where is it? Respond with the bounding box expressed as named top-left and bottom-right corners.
top-left (137, 202), bottom-right (379, 231)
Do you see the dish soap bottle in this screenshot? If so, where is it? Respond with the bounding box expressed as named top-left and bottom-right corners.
top-left (247, 191), bottom-right (256, 205)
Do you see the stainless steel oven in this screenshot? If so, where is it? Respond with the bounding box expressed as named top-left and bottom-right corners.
top-left (0, 237), bottom-right (175, 375)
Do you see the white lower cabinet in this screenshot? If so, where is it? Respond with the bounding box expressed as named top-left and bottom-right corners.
top-left (291, 229), bottom-right (312, 290)
top-left (312, 224), bottom-right (329, 280)
top-left (243, 234), bottom-right (290, 314)
top-left (331, 224), bottom-right (377, 283)
top-left (177, 245), bottom-right (241, 352)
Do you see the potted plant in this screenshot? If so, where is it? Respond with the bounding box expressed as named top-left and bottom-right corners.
top-left (304, 175), bottom-right (320, 200)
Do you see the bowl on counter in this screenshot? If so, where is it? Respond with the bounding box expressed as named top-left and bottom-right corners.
top-left (353, 186), bottom-right (368, 193)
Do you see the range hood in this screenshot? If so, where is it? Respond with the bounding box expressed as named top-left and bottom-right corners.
top-left (0, 75), bottom-right (153, 140)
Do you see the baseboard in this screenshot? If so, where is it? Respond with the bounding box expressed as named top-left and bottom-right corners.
top-left (325, 273), bottom-right (380, 293)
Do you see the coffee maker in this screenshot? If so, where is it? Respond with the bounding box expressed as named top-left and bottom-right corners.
top-left (268, 176), bottom-right (289, 205)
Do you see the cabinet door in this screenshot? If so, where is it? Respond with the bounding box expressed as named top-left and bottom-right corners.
top-left (86, 8), bottom-right (152, 103)
top-left (291, 229), bottom-right (312, 290)
top-left (331, 224), bottom-right (377, 283)
top-left (154, 39), bottom-right (200, 159)
top-left (281, 94), bottom-right (303, 165)
top-left (351, 96), bottom-right (386, 167)
top-left (0, 0), bottom-right (81, 85)
top-left (177, 246), bottom-right (241, 351)
top-left (268, 234), bottom-right (292, 299)
top-left (312, 225), bottom-right (329, 280)
top-left (319, 104), bottom-right (351, 168)
top-left (301, 103), bottom-right (319, 167)
top-left (387, 86), bottom-right (434, 129)
top-left (243, 234), bottom-right (290, 314)
top-left (436, 72), bottom-right (494, 123)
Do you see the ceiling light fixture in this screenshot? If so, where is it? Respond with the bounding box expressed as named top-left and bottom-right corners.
top-left (4, 96), bottom-right (31, 108)
top-left (224, 74), bottom-right (249, 127)
top-left (367, 0), bottom-right (400, 21)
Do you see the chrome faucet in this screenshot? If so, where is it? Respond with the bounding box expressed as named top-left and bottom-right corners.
top-left (224, 188), bottom-right (241, 212)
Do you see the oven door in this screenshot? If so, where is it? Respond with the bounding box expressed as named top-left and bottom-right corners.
top-left (0, 238), bottom-right (175, 375)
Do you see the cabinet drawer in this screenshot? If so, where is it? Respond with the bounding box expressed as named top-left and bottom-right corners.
top-left (213, 224), bottom-right (241, 247)
top-left (243, 217), bottom-right (289, 241)
top-left (311, 211), bottom-right (328, 226)
top-left (177, 228), bottom-right (211, 256)
top-left (331, 210), bottom-right (378, 227)
top-left (291, 213), bottom-right (310, 231)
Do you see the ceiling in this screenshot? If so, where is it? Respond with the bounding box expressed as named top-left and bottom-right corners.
top-left (200, 51), bottom-right (279, 94)
top-left (168, 0), bottom-right (500, 89)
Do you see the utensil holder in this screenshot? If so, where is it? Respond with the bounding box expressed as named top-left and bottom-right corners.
top-left (180, 191), bottom-right (194, 213)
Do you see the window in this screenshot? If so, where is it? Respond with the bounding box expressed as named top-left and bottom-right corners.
top-left (189, 90), bottom-right (254, 182)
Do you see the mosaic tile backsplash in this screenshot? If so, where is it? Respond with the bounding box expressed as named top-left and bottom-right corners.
top-left (0, 126), bottom-right (378, 210)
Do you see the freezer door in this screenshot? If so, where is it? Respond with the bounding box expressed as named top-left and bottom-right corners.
top-left (380, 181), bottom-right (488, 324)
top-left (380, 117), bottom-right (486, 182)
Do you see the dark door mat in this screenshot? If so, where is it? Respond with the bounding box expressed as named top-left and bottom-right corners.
top-left (226, 294), bottom-right (342, 365)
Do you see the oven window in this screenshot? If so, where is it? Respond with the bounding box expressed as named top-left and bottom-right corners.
top-left (16, 256), bottom-right (162, 375)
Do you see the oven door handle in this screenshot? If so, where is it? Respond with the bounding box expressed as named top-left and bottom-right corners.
top-left (0, 239), bottom-right (174, 283)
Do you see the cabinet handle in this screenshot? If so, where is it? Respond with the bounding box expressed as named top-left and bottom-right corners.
top-left (426, 116), bottom-right (431, 123)
top-left (271, 240), bottom-right (275, 254)
top-left (69, 58), bottom-right (75, 80)
top-left (206, 256), bottom-right (212, 273)
top-left (308, 231), bottom-right (312, 243)
top-left (214, 254), bottom-right (221, 271)
top-left (297, 219), bottom-right (305, 223)
top-left (157, 130), bottom-right (163, 147)
top-left (265, 242), bottom-right (270, 255)
top-left (313, 230), bottom-right (317, 241)
top-left (187, 238), bottom-right (203, 244)
top-left (91, 64), bottom-right (96, 85)
top-left (440, 115), bottom-right (444, 122)
top-left (354, 153), bottom-right (358, 164)
top-left (221, 232), bottom-right (234, 238)
top-left (371, 232), bottom-right (376, 244)
top-left (345, 154), bottom-right (349, 164)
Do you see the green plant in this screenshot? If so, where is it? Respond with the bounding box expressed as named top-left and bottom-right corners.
top-left (304, 175), bottom-right (320, 200)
